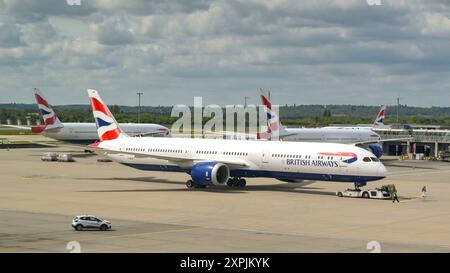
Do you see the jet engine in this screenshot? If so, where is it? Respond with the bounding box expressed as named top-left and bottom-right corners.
top-left (190, 162), bottom-right (230, 186)
top-left (369, 144), bottom-right (383, 158)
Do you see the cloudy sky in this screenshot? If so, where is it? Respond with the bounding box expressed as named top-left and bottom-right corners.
top-left (1, 0), bottom-right (450, 107)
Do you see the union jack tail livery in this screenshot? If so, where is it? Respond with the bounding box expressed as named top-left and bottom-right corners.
top-left (87, 89), bottom-right (128, 141)
top-left (259, 88), bottom-right (283, 140)
top-left (373, 105), bottom-right (386, 127)
top-left (34, 88), bottom-right (63, 129)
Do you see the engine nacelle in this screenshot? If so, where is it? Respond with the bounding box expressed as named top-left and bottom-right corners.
top-left (369, 144), bottom-right (383, 158)
top-left (191, 162), bottom-right (230, 186)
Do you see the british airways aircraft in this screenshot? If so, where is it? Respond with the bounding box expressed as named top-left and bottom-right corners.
top-left (325, 105), bottom-right (388, 129)
top-left (257, 90), bottom-right (382, 144)
top-left (9, 89), bottom-right (170, 144)
top-left (373, 105), bottom-right (387, 128)
top-left (87, 89), bottom-right (387, 188)
top-left (217, 90), bottom-right (385, 158)
top-left (371, 105), bottom-right (412, 130)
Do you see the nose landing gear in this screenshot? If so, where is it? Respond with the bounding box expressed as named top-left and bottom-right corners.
top-left (354, 181), bottom-right (367, 189)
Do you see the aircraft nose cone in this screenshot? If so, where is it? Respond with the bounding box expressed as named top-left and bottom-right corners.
top-left (377, 164), bottom-right (388, 177)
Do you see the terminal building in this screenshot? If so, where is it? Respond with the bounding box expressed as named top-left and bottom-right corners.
top-left (375, 125), bottom-right (450, 158)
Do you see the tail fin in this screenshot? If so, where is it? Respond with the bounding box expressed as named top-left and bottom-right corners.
top-left (373, 105), bottom-right (386, 127)
top-left (259, 88), bottom-right (282, 139)
top-left (87, 89), bottom-right (128, 141)
top-left (34, 88), bottom-right (63, 129)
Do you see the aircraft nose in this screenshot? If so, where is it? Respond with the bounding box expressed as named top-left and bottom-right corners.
top-left (377, 164), bottom-right (388, 177)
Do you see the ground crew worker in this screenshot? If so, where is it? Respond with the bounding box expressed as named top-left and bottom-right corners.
top-left (421, 186), bottom-right (427, 199)
top-left (392, 191), bottom-right (400, 203)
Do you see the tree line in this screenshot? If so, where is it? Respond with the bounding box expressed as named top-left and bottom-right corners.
top-left (1, 104), bottom-right (450, 128)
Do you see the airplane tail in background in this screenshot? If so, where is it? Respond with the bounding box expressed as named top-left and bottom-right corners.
top-left (259, 88), bottom-right (285, 140)
top-left (87, 89), bottom-right (129, 141)
top-left (34, 88), bottom-right (63, 130)
top-left (373, 105), bottom-right (386, 127)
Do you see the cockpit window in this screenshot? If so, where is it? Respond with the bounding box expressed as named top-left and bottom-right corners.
top-left (370, 157), bottom-right (380, 162)
top-left (363, 157), bottom-right (372, 162)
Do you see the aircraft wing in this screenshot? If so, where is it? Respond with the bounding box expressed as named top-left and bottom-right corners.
top-left (1, 124), bottom-right (31, 130)
top-left (353, 137), bottom-right (413, 146)
top-left (91, 143), bottom-right (250, 168)
top-left (205, 130), bottom-right (257, 140)
top-left (135, 129), bottom-right (170, 137)
top-left (192, 158), bottom-right (249, 168)
top-left (278, 132), bottom-right (302, 139)
top-left (207, 130), bottom-right (299, 141)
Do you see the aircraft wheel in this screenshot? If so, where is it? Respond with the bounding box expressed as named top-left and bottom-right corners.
top-left (239, 179), bottom-right (246, 187)
top-left (186, 180), bottom-right (194, 189)
top-left (232, 178), bottom-right (241, 187)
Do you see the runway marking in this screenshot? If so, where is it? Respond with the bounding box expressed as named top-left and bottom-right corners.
top-left (388, 168), bottom-right (450, 178)
top-left (78, 227), bottom-right (204, 243)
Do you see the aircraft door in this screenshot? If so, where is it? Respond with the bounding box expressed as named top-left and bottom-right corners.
top-left (186, 145), bottom-right (193, 158)
top-left (262, 149), bottom-right (270, 164)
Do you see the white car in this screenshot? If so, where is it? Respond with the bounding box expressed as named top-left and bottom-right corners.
top-left (72, 215), bottom-right (112, 231)
top-left (336, 188), bottom-right (392, 199)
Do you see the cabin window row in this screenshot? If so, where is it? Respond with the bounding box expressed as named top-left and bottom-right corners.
top-left (125, 148), bottom-right (183, 153)
top-left (271, 154), bottom-right (335, 160)
top-left (272, 154), bottom-right (312, 159)
top-left (196, 151), bottom-right (218, 155)
top-left (223, 152), bottom-right (248, 156)
top-left (148, 148), bottom-right (183, 153)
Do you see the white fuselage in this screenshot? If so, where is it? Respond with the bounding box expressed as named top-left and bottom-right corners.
top-left (42, 123), bottom-right (169, 143)
top-left (221, 127), bottom-right (380, 144)
top-left (99, 137), bottom-right (387, 183)
top-left (278, 127), bottom-right (380, 143)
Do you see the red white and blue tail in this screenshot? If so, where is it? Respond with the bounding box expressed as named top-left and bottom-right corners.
top-left (34, 88), bottom-right (63, 129)
top-left (87, 89), bottom-right (128, 141)
top-left (373, 105), bottom-right (386, 127)
top-left (258, 89), bottom-right (282, 140)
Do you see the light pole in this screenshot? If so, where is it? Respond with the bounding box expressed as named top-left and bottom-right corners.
top-left (137, 92), bottom-right (143, 123)
top-left (396, 96), bottom-right (400, 123)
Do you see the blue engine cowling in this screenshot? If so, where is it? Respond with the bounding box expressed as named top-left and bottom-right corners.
top-left (191, 162), bottom-right (230, 186)
top-left (369, 144), bottom-right (383, 158)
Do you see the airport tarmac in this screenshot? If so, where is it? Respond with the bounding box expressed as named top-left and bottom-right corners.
top-left (1, 145), bottom-right (450, 253)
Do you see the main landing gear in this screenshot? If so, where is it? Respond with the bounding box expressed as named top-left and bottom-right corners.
top-left (185, 177), bottom-right (247, 189)
top-left (227, 177), bottom-right (246, 187)
top-left (185, 180), bottom-right (206, 189)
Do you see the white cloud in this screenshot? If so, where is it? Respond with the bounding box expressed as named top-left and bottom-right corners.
top-left (1, 0), bottom-right (450, 106)
top-left (0, 23), bottom-right (26, 48)
top-left (91, 17), bottom-right (135, 45)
